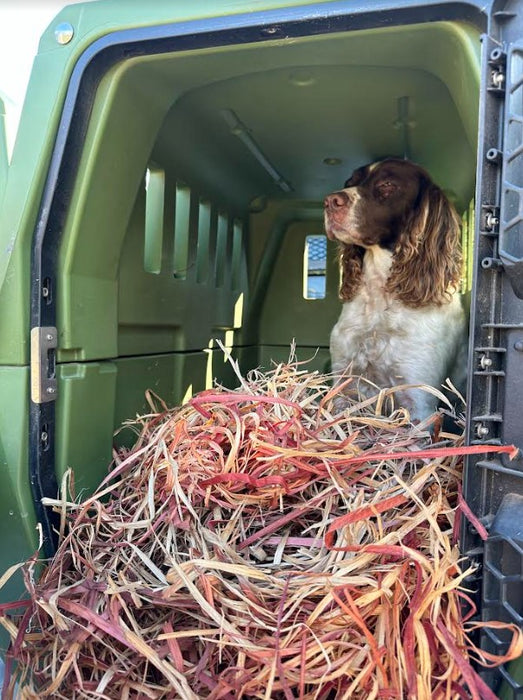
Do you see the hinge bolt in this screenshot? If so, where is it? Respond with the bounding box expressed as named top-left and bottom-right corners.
top-left (491, 70), bottom-right (505, 88)
top-left (479, 355), bottom-right (493, 369)
top-left (476, 423), bottom-right (490, 438)
top-left (485, 211), bottom-right (499, 230)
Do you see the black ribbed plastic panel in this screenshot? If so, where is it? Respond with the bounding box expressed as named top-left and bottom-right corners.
top-left (464, 3), bottom-right (523, 695)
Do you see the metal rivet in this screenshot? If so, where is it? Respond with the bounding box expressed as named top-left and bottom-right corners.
top-left (46, 387), bottom-right (56, 395)
top-left (514, 341), bottom-right (523, 352)
top-left (54, 22), bottom-right (74, 45)
top-left (46, 334), bottom-right (54, 341)
top-left (41, 432), bottom-right (48, 442)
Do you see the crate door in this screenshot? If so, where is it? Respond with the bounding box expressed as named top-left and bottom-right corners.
top-left (465, 15), bottom-right (523, 696)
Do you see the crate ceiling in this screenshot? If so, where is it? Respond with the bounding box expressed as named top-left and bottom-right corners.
top-left (140, 21), bottom-right (480, 211)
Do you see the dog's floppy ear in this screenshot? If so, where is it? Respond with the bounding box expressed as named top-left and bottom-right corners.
top-left (386, 178), bottom-right (462, 306)
top-left (338, 244), bottom-right (365, 301)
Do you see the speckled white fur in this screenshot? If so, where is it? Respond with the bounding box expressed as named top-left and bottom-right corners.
top-left (330, 245), bottom-right (466, 421)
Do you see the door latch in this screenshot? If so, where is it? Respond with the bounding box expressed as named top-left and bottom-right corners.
top-left (30, 326), bottom-right (57, 403)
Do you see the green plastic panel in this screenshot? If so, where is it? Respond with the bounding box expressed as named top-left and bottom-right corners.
top-left (499, 657), bottom-right (523, 698)
top-left (257, 219), bottom-right (340, 347)
top-left (55, 362), bottom-right (118, 493)
top-left (54, 349), bottom-right (243, 493)
top-left (115, 348), bottom-right (242, 427)
top-left (0, 367), bottom-right (37, 631)
top-left (116, 179), bottom-right (248, 359)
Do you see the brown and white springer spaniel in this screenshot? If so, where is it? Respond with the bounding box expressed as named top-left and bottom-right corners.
top-left (324, 158), bottom-right (466, 422)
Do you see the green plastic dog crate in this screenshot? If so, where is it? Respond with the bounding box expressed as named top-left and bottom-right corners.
top-left (0, 0), bottom-right (522, 694)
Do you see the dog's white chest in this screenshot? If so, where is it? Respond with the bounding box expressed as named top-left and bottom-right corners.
top-left (332, 302), bottom-right (406, 383)
top-left (331, 249), bottom-right (400, 378)
top-left (329, 246), bottom-right (461, 394)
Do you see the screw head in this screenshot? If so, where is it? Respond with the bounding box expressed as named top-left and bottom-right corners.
top-left (480, 355), bottom-right (493, 369)
top-left (515, 341), bottom-right (523, 352)
top-left (54, 22), bottom-right (74, 45)
top-left (46, 386), bottom-right (56, 395)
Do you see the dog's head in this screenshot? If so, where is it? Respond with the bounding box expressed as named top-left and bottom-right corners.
top-left (324, 158), bottom-right (431, 247)
top-left (324, 158), bottom-right (463, 306)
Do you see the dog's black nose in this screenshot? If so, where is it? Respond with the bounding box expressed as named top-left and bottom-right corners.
top-left (324, 191), bottom-right (349, 209)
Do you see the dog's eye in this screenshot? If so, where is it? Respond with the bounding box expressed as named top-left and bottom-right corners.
top-left (376, 180), bottom-right (398, 197)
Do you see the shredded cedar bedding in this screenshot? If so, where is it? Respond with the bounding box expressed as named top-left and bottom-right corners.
top-left (0, 358), bottom-right (521, 699)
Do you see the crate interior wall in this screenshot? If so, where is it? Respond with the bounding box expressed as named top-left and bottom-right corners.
top-left (52, 19), bottom-right (480, 486)
top-left (0, 0), bottom-right (522, 693)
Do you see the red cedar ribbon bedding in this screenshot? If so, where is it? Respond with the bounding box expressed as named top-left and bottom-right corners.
top-left (0, 360), bottom-right (521, 699)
